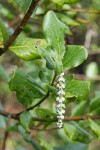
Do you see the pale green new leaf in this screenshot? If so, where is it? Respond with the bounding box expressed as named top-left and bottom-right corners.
top-left (63, 45), bottom-right (88, 70)
top-left (43, 11), bottom-right (67, 59)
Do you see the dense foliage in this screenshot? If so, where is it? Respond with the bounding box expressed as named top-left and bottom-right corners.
top-left (0, 0), bottom-right (100, 150)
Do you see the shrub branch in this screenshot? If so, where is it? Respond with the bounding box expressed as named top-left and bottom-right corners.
top-left (0, 0), bottom-right (40, 55)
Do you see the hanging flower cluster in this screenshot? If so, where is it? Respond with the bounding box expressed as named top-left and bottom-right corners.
top-left (56, 72), bottom-right (66, 128)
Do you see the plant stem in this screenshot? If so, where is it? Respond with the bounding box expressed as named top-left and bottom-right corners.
top-left (2, 131), bottom-right (9, 150)
top-left (0, 109), bottom-right (100, 122)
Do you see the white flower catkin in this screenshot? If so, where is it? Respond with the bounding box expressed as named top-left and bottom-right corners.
top-left (56, 72), bottom-right (66, 128)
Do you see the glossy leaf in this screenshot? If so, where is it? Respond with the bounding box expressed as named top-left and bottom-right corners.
top-left (65, 75), bottom-right (90, 100)
top-left (63, 45), bottom-right (88, 70)
top-left (10, 35), bottom-right (48, 61)
top-left (29, 59), bottom-right (55, 84)
top-left (9, 68), bottom-right (48, 107)
top-left (43, 11), bottom-right (67, 59)
top-left (36, 46), bottom-right (55, 70)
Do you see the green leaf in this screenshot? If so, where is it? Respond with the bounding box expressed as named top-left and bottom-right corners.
top-left (20, 111), bottom-right (32, 131)
top-left (65, 92), bottom-right (77, 102)
top-left (36, 46), bottom-right (55, 70)
top-left (65, 75), bottom-right (90, 100)
top-left (90, 91), bottom-right (100, 112)
top-left (16, 0), bottom-right (32, 13)
top-left (70, 122), bottom-right (93, 143)
top-left (21, 0), bottom-right (32, 13)
top-left (63, 45), bottom-right (88, 70)
top-left (55, 143), bottom-right (88, 150)
top-left (0, 19), bottom-right (9, 42)
top-left (64, 123), bottom-right (78, 141)
top-left (59, 14), bottom-right (79, 26)
top-left (92, 0), bottom-right (100, 10)
top-left (35, 108), bottom-right (56, 121)
top-left (45, 57), bottom-right (55, 70)
top-left (43, 11), bottom-right (67, 59)
top-left (0, 28), bottom-right (3, 46)
top-left (18, 125), bottom-right (43, 150)
top-left (64, 0), bottom-right (81, 4)
top-left (90, 107), bottom-right (100, 115)
top-left (64, 122), bottom-right (93, 143)
top-left (10, 35), bottom-right (48, 61)
top-left (0, 4), bottom-right (14, 20)
top-left (37, 133), bottom-right (54, 150)
top-left (39, 68), bottom-right (54, 83)
top-left (71, 101), bottom-right (87, 116)
top-left (89, 119), bottom-right (100, 139)
top-left (85, 62), bottom-right (99, 78)
top-left (9, 67), bottom-right (48, 107)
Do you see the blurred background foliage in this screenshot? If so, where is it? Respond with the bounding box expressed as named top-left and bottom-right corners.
top-left (0, 0), bottom-right (100, 150)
